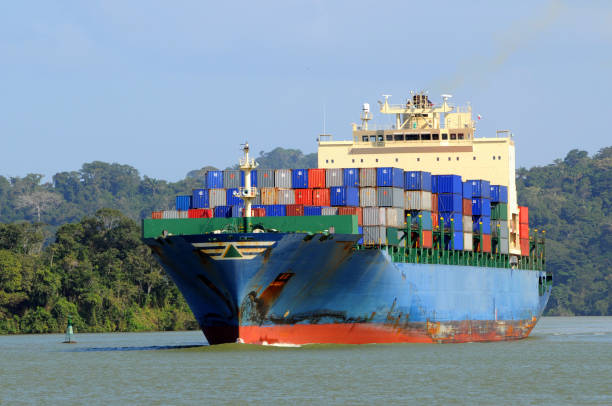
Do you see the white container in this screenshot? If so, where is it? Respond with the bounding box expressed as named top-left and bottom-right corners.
top-left (258, 169), bottom-right (275, 188)
top-left (276, 188), bottom-right (295, 205)
top-left (274, 169), bottom-right (292, 188)
top-left (162, 210), bottom-right (179, 219)
top-left (385, 207), bottom-right (404, 228)
top-left (363, 207), bottom-right (386, 226)
top-left (363, 225), bottom-right (387, 244)
top-left (463, 216), bottom-right (472, 232)
top-left (222, 170), bottom-right (241, 189)
top-left (404, 190), bottom-right (432, 210)
top-left (463, 232), bottom-right (473, 251)
top-left (209, 189), bottom-right (227, 208)
top-left (359, 187), bottom-right (377, 207)
top-left (178, 210), bottom-right (189, 219)
top-left (499, 238), bottom-right (510, 254)
top-left (325, 168), bottom-right (343, 187)
top-left (321, 206), bottom-right (338, 216)
top-left (377, 187), bottom-right (404, 208)
top-left (359, 168), bottom-right (377, 187)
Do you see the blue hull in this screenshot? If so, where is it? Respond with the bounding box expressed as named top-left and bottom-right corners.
top-left (146, 232), bottom-right (551, 344)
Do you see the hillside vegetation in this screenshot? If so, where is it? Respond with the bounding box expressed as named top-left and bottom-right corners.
top-left (0, 147), bottom-right (609, 333)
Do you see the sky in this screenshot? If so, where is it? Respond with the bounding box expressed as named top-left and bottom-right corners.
top-left (1, 1), bottom-right (611, 181)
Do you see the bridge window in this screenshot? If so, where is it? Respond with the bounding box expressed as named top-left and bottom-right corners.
top-left (442, 134), bottom-right (448, 140)
top-left (378, 135), bottom-right (384, 142)
top-left (417, 158), bottom-right (420, 162)
top-left (432, 134), bottom-right (440, 140)
top-left (448, 157), bottom-right (451, 161)
top-left (436, 157), bottom-right (440, 161)
top-left (498, 155), bottom-right (501, 160)
top-left (458, 133), bottom-right (464, 140)
top-left (421, 134), bottom-right (431, 140)
top-left (352, 159), bottom-right (355, 163)
top-left (406, 134), bottom-right (419, 141)
top-left (326, 159), bottom-right (329, 163)
top-left (493, 156), bottom-right (496, 160)
top-left (456, 157), bottom-right (460, 161)
top-left (369, 135), bottom-right (376, 142)
top-left (386, 134), bottom-right (393, 141)
top-left (450, 133), bottom-right (457, 140)
top-left (395, 158), bottom-right (399, 162)
top-left (394, 134), bottom-right (404, 141)
top-left (360, 158), bottom-right (363, 163)
top-left (362, 136), bottom-right (368, 142)
top-left (473, 156), bottom-right (476, 160)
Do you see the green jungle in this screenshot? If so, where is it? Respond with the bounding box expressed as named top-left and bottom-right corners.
top-left (0, 147), bottom-right (609, 334)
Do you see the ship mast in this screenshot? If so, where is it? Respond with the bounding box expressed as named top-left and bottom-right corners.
top-left (237, 142), bottom-right (258, 222)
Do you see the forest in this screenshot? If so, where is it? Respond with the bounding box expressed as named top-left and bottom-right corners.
top-left (0, 146), bottom-right (609, 333)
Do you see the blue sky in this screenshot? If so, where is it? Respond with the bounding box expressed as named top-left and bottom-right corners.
top-left (1, 1), bottom-right (611, 181)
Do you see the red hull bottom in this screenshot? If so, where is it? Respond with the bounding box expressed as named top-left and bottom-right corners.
top-left (202, 317), bottom-right (538, 345)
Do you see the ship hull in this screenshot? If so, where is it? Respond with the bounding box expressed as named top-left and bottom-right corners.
top-left (145, 232), bottom-right (551, 345)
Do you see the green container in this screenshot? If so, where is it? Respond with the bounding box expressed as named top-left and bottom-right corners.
top-left (491, 203), bottom-right (508, 220)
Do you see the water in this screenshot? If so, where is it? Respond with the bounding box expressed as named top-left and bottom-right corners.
top-left (1, 317), bottom-right (611, 405)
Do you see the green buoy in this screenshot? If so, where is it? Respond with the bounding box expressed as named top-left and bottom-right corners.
top-left (63, 315), bottom-right (76, 344)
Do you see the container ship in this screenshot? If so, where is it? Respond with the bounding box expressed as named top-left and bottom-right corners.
top-left (142, 93), bottom-right (552, 345)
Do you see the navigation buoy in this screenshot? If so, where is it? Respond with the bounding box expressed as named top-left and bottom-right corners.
top-left (62, 315), bottom-right (76, 344)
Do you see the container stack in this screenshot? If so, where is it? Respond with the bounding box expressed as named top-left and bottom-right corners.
top-left (490, 185), bottom-right (509, 254)
top-left (405, 171), bottom-right (433, 248)
top-left (462, 181), bottom-right (473, 251)
top-left (435, 175), bottom-right (463, 250)
top-left (519, 205), bottom-right (530, 256)
top-left (469, 179), bottom-right (491, 253)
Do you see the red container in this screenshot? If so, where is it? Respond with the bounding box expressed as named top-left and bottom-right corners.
top-left (308, 169), bottom-right (326, 189)
top-left (519, 223), bottom-right (529, 238)
top-left (431, 212), bottom-right (439, 228)
top-left (338, 206), bottom-right (363, 226)
top-left (250, 207), bottom-right (266, 217)
top-left (519, 206), bottom-right (529, 224)
top-left (312, 188), bottom-right (330, 206)
top-left (476, 234), bottom-right (491, 253)
top-left (286, 204), bottom-right (304, 216)
top-left (520, 238), bottom-right (530, 256)
top-left (462, 198), bottom-right (472, 216)
top-left (151, 211), bottom-right (163, 219)
top-left (188, 208), bottom-right (214, 218)
top-left (431, 193), bottom-right (438, 213)
top-left (294, 189), bottom-right (313, 205)
top-left (420, 230), bottom-right (433, 248)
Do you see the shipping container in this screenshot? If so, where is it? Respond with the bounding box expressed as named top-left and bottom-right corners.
top-left (250, 207), bottom-right (266, 217)
top-left (431, 212), bottom-right (439, 228)
top-left (377, 167), bottom-right (404, 188)
top-left (404, 171), bottom-right (432, 191)
top-left (343, 168), bottom-right (360, 187)
top-left (491, 203), bottom-right (508, 220)
top-left (421, 230), bottom-right (433, 248)
top-left (214, 205), bottom-right (232, 218)
top-left (230, 205), bottom-right (243, 218)
top-left (491, 220), bottom-right (509, 237)
top-left (462, 215), bottom-right (472, 232)
top-left (463, 232), bottom-right (473, 251)
top-left (337, 206), bottom-right (363, 226)
top-left (330, 186), bottom-right (359, 206)
top-left (260, 188), bottom-right (277, 205)
top-left (258, 169), bottom-right (275, 188)
top-left (276, 188), bottom-right (295, 205)
top-left (326, 168), bottom-right (344, 187)
top-left (385, 208), bottom-right (404, 228)
top-left (240, 170), bottom-right (257, 188)
top-left (407, 210), bottom-right (433, 230)
top-left (438, 194), bottom-right (462, 213)
top-left (445, 231), bottom-right (464, 250)
top-left (308, 169), bottom-right (326, 188)
top-left (435, 175), bottom-right (462, 195)
top-left (490, 185), bottom-right (508, 203)
top-left (432, 175), bottom-right (438, 194)
top-left (359, 187), bottom-right (377, 207)
top-left (520, 238), bottom-right (530, 256)
top-left (439, 212), bottom-right (463, 231)
top-left (472, 198), bottom-right (491, 216)
top-left (286, 204), bottom-right (304, 216)
top-left (209, 189), bottom-right (226, 207)
top-left (467, 179), bottom-right (491, 199)
top-left (274, 169), bottom-right (291, 188)
top-left (476, 234), bottom-right (492, 253)
top-left (462, 182), bottom-right (473, 199)
top-left (363, 225), bottom-right (386, 244)
top-left (499, 238), bottom-right (510, 254)
top-left (321, 206), bottom-right (338, 216)
top-left (151, 211), bottom-right (163, 219)
top-left (175, 195), bottom-right (192, 211)
top-left (519, 223), bottom-right (529, 238)
top-left (431, 193), bottom-right (438, 213)
top-left (294, 189), bottom-right (313, 205)
top-left (291, 169), bottom-right (309, 189)
top-left (192, 189), bottom-right (209, 208)
top-left (462, 198), bottom-right (472, 216)
top-left (264, 204), bottom-right (286, 217)
top-left (312, 188), bottom-right (330, 206)
top-left (223, 170), bottom-right (241, 189)
top-left (404, 190), bottom-right (433, 210)
top-left (188, 208), bottom-right (213, 218)
top-left (205, 171), bottom-right (223, 189)
top-left (363, 207), bottom-right (386, 226)
top-left (178, 211), bottom-right (188, 219)
top-left (226, 188), bottom-right (245, 207)
top-left (377, 187), bottom-right (404, 208)
top-left (304, 206), bottom-right (322, 216)
top-left (472, 216), bottom-right (492, 234)
top-left (519, 206), bottom-right (529, 224)
top-left (360, 168), bottom-right (377, 187)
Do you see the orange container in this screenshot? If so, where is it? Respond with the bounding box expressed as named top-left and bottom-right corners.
top-left (478, 234), bottom-right (491, 253)
top-left (420, 230), bottom-right (433, 248)
top-left (260, 188), bottom-right (277, 205)
top-left (286, 204), bottom-right (304, 216)
top-left (338, 206), bottom-right (363, 226)
top-left (294, 189), bottom-right (313, 205)
top-left (520, 238), bottom-right (530, 256)
top-left (519, 223), bottom-right (529, 238)
top-left (308, 169), bottom-right (326, 189)
top-left (431, 212), bottom-right (439, 228)
top-left (312, 188), bottom-right (330, 206)
top-left (188, 208), bottom-right (213, 218)
top-left (251, 208), bottom-right (266, 217)
top-left (431, 193), bottom-right (438, 213)
top-left (462, 198), bottom-right (472, 216)
top-left (519, 206), bottom-right (529, 224)
top-left (151, 211), bottom-right (163, 219)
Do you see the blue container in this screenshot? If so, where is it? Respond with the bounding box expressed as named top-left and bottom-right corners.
top-left (214, 205), bottom-right (232, 218)
top-left (231, 205), bottom-right (243, 218)
top-left (175, 195), bottom-right (192, 211)
top-left (407, 210), bottom-right (433, 230)
top-left (439, 212), bottom-right (463, 231)
top-left (445, 231), bottom-right (464, 250)
top-left (472, 198), bottom-right (491, 216)
top-left (435, 175), bottom-right (462, 195)
top-left (490, 185), bottom-right (508, 203)
top-left (240, 170), bottom-right (258, 187)
top-left (264, 204), bottom-right (286, 217)
top-left (330, 186), bottom-right (359, 206)
top-left (438, 194), bottom-right (463, 213)
top-left (404, 171), bottom-right (432, 191)
top-left (472, 216), bottom-right (492, 234)
top-left (191, 189), bottom-right (209, 208)
top-left (304, 206), bottom-right (322, 216)
top-left (226, 188), bottom-right (245, 207)
top-left (291, 169), bottom-right (309, 189)
top-left (205, 171), bottom-right (224, 189)
top-left (468, 179), bottom-right (491, 199)
top-left (376, 167), bottom-right (404, 188)
top-left (357, 226), bottom-right (364, 245)
top-left (343, 168), bottom-right (360, 187)
top-left (432, 175), bottom-right (438, 194)
top-left (462, 182), bottom-right (473, 199)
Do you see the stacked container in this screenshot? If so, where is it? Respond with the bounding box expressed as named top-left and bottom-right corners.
top-left (490, 184), bottom-right (509, 254)
top-left (223, 170), bottom-right (241, 189)
top-left (192, 189), bottom-right (209, 209)
top-left (405, 171), bottom-right (433, 246)
top-left (258, 169), bottom-right (275, 188)
top-left (435, 175), bottom-right (463, 240)
top-left (519, 206), bottom-right (530, 256)
top-left (469, 179), bottom-right (491, 253)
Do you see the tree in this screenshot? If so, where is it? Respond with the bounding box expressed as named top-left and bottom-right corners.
top-left (14, 191), bottom-right (61, 222)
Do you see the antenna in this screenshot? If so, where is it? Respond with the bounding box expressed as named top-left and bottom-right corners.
top-left (323, 103), bottom-right (326, 136)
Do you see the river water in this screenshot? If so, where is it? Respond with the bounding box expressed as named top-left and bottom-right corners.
top-left (1, 317), bottom-right (610, 405)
